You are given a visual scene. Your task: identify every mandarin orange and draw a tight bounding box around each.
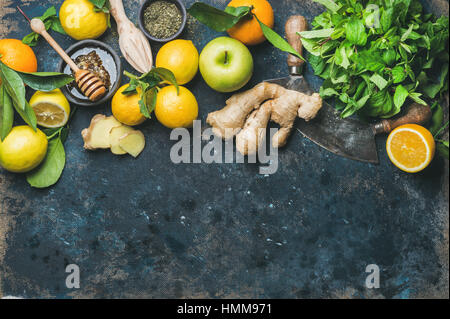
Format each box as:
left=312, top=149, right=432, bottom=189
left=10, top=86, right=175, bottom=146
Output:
left=226, top=0, right=274, bottom=46
left=0, top=39, right=38, bottom=73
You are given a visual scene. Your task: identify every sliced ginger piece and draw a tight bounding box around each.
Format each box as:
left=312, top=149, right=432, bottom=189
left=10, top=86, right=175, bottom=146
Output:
left=109, top=125, right=134, bottom=155
left=82, top=115, right=123, bottom=150
left=118, top=130, right=146, bottom=158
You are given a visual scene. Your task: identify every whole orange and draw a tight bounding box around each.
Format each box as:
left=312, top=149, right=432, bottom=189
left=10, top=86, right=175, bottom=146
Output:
left=226, top=0, right=274, bottom=46
left=0, top=39, right=38, bottom=73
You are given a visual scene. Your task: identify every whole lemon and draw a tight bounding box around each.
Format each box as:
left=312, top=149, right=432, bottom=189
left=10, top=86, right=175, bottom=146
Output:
left=156, top=40, right=199, bottom=85
left=0, top=126, right=48, bottom=173
left=59, top=0, right=108, bottom=40
left=155, top=86, right=198, bottom=129
left=112, top=84, right=146, bottom=126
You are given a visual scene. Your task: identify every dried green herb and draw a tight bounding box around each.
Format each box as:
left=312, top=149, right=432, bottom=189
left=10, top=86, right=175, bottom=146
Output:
left=143, top=1, right=182, bottom=39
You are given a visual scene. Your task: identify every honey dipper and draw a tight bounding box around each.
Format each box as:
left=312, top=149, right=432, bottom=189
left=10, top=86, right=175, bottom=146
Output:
left=17, top=7, right=107, bottom=102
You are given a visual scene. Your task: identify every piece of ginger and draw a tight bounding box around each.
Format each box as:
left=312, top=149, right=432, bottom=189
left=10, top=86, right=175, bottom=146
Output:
left=109, top=125, right=134, bottom=155
left=207, top=82, right=322, bottom=155
left=118, top=131, right=146, bottom=158
left=82, top=115, right=122, bottom=150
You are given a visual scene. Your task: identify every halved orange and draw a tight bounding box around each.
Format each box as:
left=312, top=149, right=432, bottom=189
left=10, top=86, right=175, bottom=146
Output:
left=386, top=124, right=435, bottom=173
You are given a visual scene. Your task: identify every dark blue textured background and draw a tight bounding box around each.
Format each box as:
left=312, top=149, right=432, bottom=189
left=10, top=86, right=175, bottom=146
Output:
left=0, top=0, right=448, bottom=298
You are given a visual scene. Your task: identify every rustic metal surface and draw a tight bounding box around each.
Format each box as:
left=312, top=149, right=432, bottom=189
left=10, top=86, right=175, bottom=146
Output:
left=0, top=0, right=448, bottom=298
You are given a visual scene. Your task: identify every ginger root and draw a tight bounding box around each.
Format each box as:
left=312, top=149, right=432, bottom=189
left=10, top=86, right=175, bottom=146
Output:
left=82, top=115, right=122, bottom=150
left=207, top=82, right=322, bottom=155
left=110, top=125, right=134, bottom=155
left=82, top=114, right=146, bottom=158
left=118, top=131, right=146, bottom=158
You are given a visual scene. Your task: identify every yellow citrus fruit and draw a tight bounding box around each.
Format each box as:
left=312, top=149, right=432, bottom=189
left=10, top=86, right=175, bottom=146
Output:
left=0, top=126, right=48, bottom=173
left=0, top=39, right=38, bottom=73
left=155, top=86, right=198, bottom=129
left=386, top=124, right=436, bottom=173
left=59, top=0, right=108, bottom=40
left=112, top=84, right=146, bottom=126
left=29, top=89, right=71, bottom=128
left=156, top=40, right=199, bottom=85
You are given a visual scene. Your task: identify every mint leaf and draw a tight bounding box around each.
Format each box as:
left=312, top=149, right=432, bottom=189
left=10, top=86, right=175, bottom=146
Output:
left=298, top=28, right=335, bottom=39
left=313, top=0, right=341, bottom=13
left=393, top=85, right=409, bottom=109
left=346, top=17, right=367, bottom=46
left=391, top=66, right=407, bottom=84
left=369, top=73, right=388, bottom=90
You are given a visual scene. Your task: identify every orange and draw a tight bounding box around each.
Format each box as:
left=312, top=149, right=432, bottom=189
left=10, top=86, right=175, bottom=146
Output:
left=226, top=0, right=274, bottom=46
left=111, top=84, right=146, bottom=126
left=0, top=39, right=38, bottom=73
left=386, top=124, right=436, bottom=173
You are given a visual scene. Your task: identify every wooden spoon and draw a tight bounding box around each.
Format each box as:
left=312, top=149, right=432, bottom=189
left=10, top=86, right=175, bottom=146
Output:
left=109, top=0, right=153, bottom=73
left=17, top=7, right=107, bottom=102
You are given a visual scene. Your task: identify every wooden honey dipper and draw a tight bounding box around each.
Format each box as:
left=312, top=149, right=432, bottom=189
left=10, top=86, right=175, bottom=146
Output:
left=17, top=7, right=107, bottom=102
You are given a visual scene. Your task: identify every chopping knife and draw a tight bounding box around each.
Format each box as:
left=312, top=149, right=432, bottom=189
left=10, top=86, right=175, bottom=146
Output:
left=266, top=16, right=432, bottom=164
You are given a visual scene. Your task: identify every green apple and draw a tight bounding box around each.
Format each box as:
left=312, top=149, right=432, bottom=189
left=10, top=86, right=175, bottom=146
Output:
left=199, top=37, right=254, bottom=93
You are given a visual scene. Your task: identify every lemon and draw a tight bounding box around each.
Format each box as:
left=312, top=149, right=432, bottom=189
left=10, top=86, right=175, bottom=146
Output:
left=59, top=0, right=108, bottom=40
left=29, top=89, right=71, bottom=128
left=0, top=126, right=48, bottom=173
left=156, top=40, right=199, bottom=85
left=155, top=86, right=198, bottom=129
left=112, top=84, right=147, bottom=126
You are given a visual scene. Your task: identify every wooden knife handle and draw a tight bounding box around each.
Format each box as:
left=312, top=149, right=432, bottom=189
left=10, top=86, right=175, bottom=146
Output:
left=374, top=103, right=432, bottom=134
left=285, top=16, right=307, bottom=68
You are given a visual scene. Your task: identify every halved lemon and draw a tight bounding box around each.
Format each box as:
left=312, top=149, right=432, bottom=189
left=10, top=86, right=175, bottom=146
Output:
left=386, top=124, right=435, bottom=173
left=29, top=89, right=71, bottom=128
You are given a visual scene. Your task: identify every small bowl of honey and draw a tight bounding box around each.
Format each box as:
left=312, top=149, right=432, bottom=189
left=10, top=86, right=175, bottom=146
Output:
left=58, top=40, right=122, bottom=107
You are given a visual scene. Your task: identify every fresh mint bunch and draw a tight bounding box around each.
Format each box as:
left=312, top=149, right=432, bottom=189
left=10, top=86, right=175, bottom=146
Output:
left=299, top=0, right=449, bottom=119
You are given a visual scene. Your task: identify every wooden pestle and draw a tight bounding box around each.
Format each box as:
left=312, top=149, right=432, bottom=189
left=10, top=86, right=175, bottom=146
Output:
left=29, top=18, right=107, bottom=102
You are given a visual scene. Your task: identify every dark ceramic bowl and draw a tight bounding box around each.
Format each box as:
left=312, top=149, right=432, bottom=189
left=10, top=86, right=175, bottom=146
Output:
left=57, top=40, right=122, bottom=107
left=138, top=0, right=187, bottom=43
